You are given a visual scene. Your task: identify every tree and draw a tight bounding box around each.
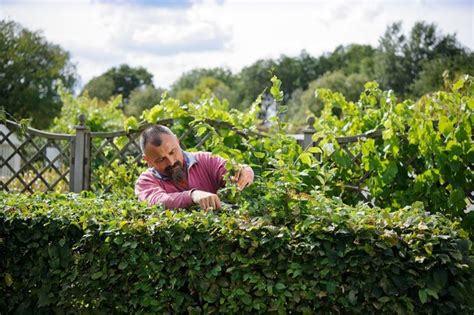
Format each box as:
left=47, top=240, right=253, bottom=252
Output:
left=170, top=67, right=235, bottom=96
left=234, top=59, right=277, bottom=111
left=170, top=68, right=237, bottom=106
left=0, top=20, right=77, bottom=128
left=287, top=70, right=369, bottom=127
left=81, top=75, right=114, bottom=102
left=409, top=54, right=474, bottom=96
left=273, top=54, right=306, bottom=103
left=82, top=64, right=154, bottom=102
left=374, top=22, right=411, bottom=96
left=272, top=47, right=375, bottom=104
left=175, top=76, right=236, bottom=105
left=126, top=86, right=165, bottom=118
left=375, top=21, right=472, bottom=98
left=273, top=51, right=321, bottom=103
left=329, top=44, right=376, bottom=76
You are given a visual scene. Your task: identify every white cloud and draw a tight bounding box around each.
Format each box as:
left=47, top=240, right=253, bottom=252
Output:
left=1, top=0, right=472, bottom=89
left=102, top=4, right=232, bottom=54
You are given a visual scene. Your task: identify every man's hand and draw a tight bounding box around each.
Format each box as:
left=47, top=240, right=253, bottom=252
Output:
left=191, top=190, right=222, bottom=210
left=230, top=165, right=254, bottom=190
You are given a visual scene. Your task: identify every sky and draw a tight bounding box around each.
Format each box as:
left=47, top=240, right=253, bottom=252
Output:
left=1, top=0, right=473, bottom=89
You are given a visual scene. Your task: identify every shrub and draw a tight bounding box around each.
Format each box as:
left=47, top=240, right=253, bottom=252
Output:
left=308, top=76, right=473, bottom=234
left=1, top=192, right=473, bottom=313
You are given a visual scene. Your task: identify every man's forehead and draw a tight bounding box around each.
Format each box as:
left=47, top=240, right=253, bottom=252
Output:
left=144, top=134, right=178, bottom=154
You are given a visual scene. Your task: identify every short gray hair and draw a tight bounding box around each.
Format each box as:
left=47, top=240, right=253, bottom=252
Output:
left=139, top=125, right=174, bottom=153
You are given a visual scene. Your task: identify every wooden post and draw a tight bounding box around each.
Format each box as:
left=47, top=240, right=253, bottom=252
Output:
left=303, top=116, right=315, bottom=150
left=70, top=114, right=90, bottom=192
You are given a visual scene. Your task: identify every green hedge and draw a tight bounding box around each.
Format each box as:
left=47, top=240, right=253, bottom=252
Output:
left=1, top=192, right=473, bottom=314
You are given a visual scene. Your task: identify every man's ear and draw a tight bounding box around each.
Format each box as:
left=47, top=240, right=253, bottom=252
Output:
left=143, top=155, right=152, bottom=167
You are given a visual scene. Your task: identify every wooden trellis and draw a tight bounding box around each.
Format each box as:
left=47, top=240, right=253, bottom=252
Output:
left=1, top=121, right=73, bottom=193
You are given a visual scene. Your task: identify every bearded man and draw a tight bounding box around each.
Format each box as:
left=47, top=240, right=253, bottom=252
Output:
left=135, top=125, right=254, bottom=210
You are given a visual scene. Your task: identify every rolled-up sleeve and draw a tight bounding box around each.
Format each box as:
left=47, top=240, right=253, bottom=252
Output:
left=200, top=153, right=228, bottom=189
left=135, top=174, right=194, bottom=209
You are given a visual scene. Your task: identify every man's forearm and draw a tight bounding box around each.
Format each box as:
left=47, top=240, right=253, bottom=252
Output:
left=141, top=189, right=195, bottom=209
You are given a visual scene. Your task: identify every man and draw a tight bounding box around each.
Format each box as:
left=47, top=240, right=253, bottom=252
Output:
left=135, top=125, right=254, bottom=210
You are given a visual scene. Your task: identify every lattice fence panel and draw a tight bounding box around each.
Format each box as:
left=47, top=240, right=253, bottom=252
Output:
left=1, top=122, right=72, bottom=193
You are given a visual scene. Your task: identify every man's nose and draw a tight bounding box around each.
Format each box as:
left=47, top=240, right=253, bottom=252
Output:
left=164, top=156, right=176, bottom=167
left=168, top=156, right=177, bottom=166
left=160, top=156, right=171, bottom=167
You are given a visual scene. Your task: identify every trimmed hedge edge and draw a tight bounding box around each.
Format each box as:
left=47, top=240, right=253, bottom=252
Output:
left=1, top=192, right=473, bottom=314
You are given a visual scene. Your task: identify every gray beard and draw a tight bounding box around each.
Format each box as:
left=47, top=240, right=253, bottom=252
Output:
left=170, top=166, right=186, bottom=183
left=163, top=160, right=186, bottom=182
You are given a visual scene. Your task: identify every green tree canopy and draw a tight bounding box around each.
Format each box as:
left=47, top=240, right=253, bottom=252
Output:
left=125, top=86, right=165, bottom=118
left=175, top=76, right=236, bottom=105
left=234, top=59, right=277, bottom=110
left=375, top=21, right=473, bottom=98
left=325, top=44, right=376, bottom=75
left=170, top=67, right=235, bottom=96
left=82, top=64, right=154, bottom=102
left=409, top=54, right=474, bottom=96
left=230, top=47, right=375, bottom=112
left=272, top=47, right=375, bottom=104
left=287, top=70, right=369, bottom=127
left=273, top=52, right=318, bottom=103
left=80, top=75, right=114, bottom=102
left=0, top=20, right=77, bottom=128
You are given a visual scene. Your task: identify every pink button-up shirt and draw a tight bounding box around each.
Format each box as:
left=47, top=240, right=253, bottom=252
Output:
left=135, top=151, right=227, bottom=209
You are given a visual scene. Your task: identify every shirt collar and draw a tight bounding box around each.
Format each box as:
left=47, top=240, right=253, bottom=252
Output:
left=151, top=150, right=197, bottom=180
